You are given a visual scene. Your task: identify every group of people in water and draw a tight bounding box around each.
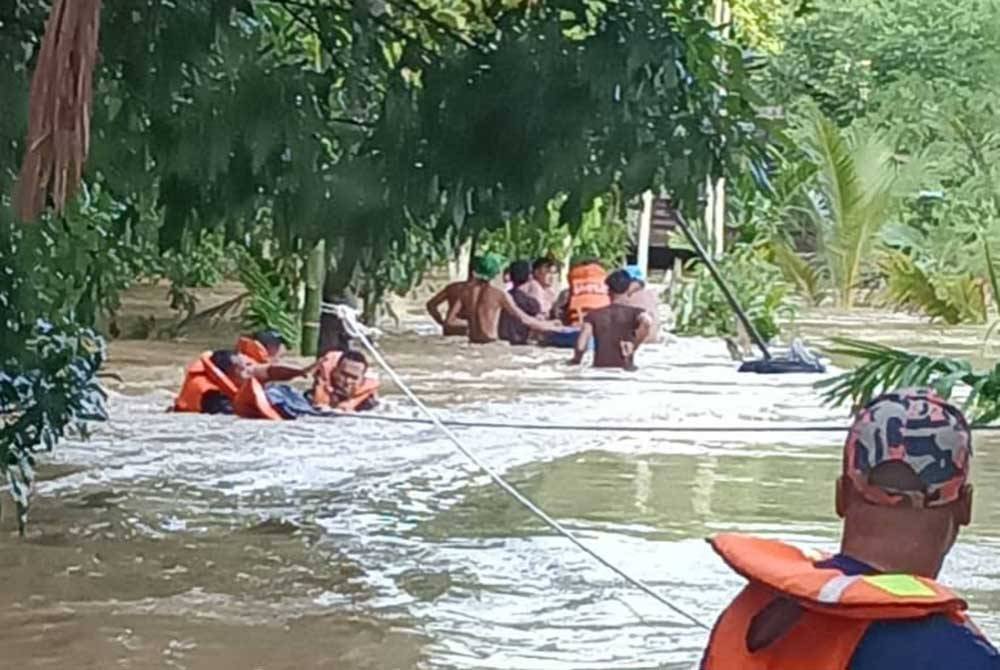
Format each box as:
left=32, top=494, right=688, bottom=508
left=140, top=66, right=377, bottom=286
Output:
left=172, top=330, right=379, bottom=420
left=173, top=255, right=659, bottom=419
left=426, top=254, right=660, bottom=370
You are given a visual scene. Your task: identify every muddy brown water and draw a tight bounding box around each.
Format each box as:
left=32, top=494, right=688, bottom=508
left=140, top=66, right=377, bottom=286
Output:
left=3, top=303, right=1000, bottom=669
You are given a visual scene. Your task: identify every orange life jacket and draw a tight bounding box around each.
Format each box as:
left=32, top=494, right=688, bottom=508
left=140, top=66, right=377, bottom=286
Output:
left=701, top=534, right=975, bottom=670
left=173, top=352, right=239, bottom=413
left=232, top=378, right=284, bottom=421
left=311, top=351, right=380, bottom=412
left=564, top=263, right=610, bottom=325
left=236, top=336, right=271, bottom=364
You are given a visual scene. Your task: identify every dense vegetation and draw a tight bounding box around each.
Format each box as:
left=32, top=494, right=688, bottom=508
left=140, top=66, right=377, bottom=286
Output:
left=5, top=0, right=1000, bottom=527
left=1, top=0, right=766, bottom=528
left=675, top=0, right=1000, bottom=340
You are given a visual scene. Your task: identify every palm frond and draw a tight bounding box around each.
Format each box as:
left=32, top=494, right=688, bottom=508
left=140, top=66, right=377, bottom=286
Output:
left=879, top=251, right=987, bottom=324
left=769, top=241, right=825, bottom=305
left=237, top=254, right=300, bottom=348
left=986, top=239, right=1000, bottom=316
left=815, top=337, right=1000, bottom=423
left=795, top=107, right=913, bottom=308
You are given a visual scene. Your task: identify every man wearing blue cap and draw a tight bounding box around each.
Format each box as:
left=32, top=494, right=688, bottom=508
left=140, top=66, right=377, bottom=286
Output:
left=622, top=265, right=659, bottom=344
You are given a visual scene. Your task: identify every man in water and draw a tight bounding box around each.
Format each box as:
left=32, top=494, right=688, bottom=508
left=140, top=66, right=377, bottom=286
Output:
left=312, top=349, right=378, bottom=412
left=622, top=265, right=659, bottom=344
left=459, top=253, right=567, bottom=344
left=499, top=260, right=543, bottom=346
left=242, top=330, right=317, bottom=382
left=521, top=256, right=560, bottom=317
left=701, top=389, right=999, bottom=669
left=569, top=269, right=652, bottom=369
left=201, top=350, right=250, bottom=415
left=425, top=264, right=476, bottom=336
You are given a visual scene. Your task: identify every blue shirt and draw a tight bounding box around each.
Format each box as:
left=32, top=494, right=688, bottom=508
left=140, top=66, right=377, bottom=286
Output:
left=815, top=554, right=1000, bottom=670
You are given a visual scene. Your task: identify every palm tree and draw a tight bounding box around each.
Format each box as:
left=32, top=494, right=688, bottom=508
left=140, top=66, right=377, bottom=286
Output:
left=796, top=108, right=920, bottom=308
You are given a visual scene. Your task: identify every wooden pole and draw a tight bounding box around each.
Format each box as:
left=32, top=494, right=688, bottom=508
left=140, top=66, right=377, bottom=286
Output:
left=301, top=239, right=325, bottom=356
left=637, top=190, right=653, bottom=278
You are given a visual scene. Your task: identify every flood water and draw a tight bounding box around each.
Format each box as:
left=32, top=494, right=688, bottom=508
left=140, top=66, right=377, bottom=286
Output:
left=2, top=306, right=999, bottom=669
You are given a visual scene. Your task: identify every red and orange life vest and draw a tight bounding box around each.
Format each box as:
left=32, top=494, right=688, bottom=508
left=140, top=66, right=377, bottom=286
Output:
left=236, top=336, right=270, bottom=364
left=701, top=534, right=975, bottom=669
left=173, top=352, right=239, bottom=413
left=564, top=263, right=610, bottom=325
left=311, top=351, right=380, bottom=412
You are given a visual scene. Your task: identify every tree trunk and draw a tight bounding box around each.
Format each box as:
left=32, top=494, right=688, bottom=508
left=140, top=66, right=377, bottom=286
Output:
left=301, top=240, right=325, bottom=356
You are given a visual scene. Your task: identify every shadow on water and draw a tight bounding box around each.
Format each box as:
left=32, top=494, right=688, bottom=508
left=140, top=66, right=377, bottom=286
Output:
left=3, top=307, right=1000, bottom=669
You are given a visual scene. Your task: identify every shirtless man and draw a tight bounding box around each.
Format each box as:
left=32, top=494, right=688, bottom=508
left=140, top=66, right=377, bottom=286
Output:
left=451, top=254, right=567, bottom=344
left=569, top=269, right=653, bottom=370
left=425, top=265, right=475, bottom=336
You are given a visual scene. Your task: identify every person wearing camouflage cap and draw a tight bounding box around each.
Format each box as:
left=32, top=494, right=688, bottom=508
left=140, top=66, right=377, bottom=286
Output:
left=701, top=389, right=999, bottom=669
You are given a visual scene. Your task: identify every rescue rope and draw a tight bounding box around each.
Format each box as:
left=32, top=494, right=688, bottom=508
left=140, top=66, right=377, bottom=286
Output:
left=318, top=412, right=1000, bottom=433
left=333, top=304, right=710, bottom=630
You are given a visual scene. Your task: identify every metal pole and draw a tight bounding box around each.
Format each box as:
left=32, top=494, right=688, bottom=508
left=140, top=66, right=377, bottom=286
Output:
left=674, top=210, right=772, bottom=360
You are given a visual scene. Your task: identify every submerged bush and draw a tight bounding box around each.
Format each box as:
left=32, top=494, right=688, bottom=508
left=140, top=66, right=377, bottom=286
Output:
left=670, top=244, right=797, bottom=343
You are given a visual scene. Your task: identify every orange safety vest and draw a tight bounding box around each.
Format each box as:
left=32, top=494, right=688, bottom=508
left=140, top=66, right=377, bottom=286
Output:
left=701, top=534, right=975, bottom=670
left=311, top=351, right=380, bottom=412
left=564, top=263, right=610, bottom=325
left=232, top=378, right=284, bottom=421
left=173, top=352, right=240, bottom=413
left=236, top=336, right=271, bottom=364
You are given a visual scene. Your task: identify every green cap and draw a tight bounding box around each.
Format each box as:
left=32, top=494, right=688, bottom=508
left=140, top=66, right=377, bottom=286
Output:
left=473, top=253, right=504, bottom=280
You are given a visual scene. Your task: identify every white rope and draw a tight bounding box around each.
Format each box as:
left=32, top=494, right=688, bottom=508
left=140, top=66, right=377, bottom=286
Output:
left=332, top=304, right=710, bottom=630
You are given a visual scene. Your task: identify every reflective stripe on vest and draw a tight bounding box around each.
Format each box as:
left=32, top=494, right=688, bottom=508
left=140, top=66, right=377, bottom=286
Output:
left=701, top=534, right=974, bottom=670
left=311, top=351, right=380, bottom=411
left=173, top=352, right=239, bottom=413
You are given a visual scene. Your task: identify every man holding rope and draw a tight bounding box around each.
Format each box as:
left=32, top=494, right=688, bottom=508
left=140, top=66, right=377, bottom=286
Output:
left=701, top=389, right=999, bottom=669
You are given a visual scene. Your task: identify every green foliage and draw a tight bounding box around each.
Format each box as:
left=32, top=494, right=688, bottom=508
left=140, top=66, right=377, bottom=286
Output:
left=0, top=322, right=106, bottom=535
left=879, top=252, right=987, bottom=325
left=818, top=338, right=1000, bottom=424
left=161, top=229, right=235, bottom=318
left=237, top=252, right=301, bottom=350
left=795, top=106, right=921, bottom=308
left=0, top=207, right=107, bottom=534
left=766, top=0, right=993, bottom=128
left=670, top=243, right=797, bottom=342
left=478, top=192, right=629, bottom=268
left=767, top=241, right=825, bottom=306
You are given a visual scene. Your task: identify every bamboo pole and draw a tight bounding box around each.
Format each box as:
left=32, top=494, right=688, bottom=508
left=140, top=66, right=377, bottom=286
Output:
left=637, top=190, right=653, bottom=277
left=301, top=240, right=325, bottom=356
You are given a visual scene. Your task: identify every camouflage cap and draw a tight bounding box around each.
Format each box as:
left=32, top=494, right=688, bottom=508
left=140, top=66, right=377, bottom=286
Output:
left=844, top=388, right=972, bottom=507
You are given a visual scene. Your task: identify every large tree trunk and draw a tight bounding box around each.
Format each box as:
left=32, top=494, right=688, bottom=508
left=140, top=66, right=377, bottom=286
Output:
left=16, top=0, right=103, bottom=221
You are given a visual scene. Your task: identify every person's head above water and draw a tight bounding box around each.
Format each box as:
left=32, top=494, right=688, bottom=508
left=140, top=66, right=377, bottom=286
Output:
left=472, top=253, right=505, bottom=281
left=837, top=388, right=973, bottom=578
left=210, top=350, right=249, bottom=385
left=624, top=265, right=646, bottom=293
left=509, top=260, right=532, bottom=287
left=532, top=256, right=559, bottom=287
left=253, top=329, right=288, bottom=359
left=605, top=269, right=633, bottom=297
left=332, top=349, right=369, bottom=398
